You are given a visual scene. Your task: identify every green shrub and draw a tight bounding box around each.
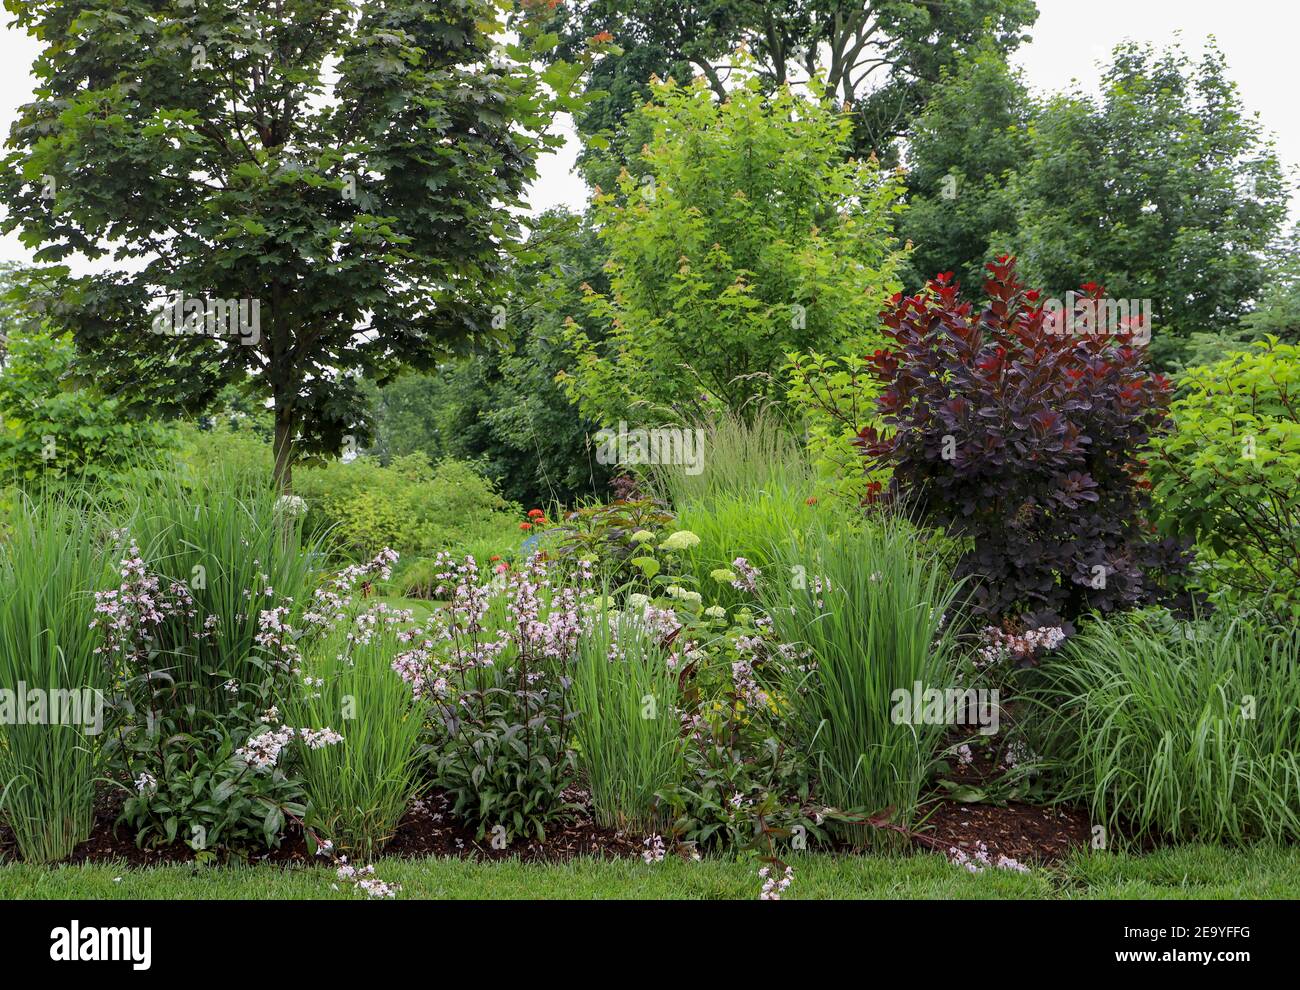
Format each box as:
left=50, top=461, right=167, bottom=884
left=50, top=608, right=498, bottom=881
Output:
left=178, top=421, right=275, bottom=488
left=296, top=453, right=520, bottom=562
left=759, top=516, right=963, bottom=847
left=0, top=328, right=173, bottom=486
left=1025, top=609, right=1300, bottom=846
left=1150, top=339, right=1300, bottom=618
left=559, top=67, right=905, bottom=423
left=571, top=609, right=685, bottom=832
left=0, top=492, right=112, bottom=862
left=113, top=703, right=308, bottom=858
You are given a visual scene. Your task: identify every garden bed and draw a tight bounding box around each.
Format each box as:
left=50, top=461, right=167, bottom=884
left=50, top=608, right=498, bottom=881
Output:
left=0, top=784, right=1092, bottom=869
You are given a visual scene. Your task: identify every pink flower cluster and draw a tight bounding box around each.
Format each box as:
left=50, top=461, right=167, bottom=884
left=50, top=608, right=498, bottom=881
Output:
left=302, top=548, right=400, bottom=629
left=758, top=864, right=793, bottom=900
left=976, top=624, right=1067, bottom=669
left=391, top=552, right=600, bottom=702
left=730, top=557, right=761, bottom=594
left=730, top=657, right=769, bottom=710
left=946, top=843, right=1030, bottom=874
left=91, top=540, right=196, bottom=663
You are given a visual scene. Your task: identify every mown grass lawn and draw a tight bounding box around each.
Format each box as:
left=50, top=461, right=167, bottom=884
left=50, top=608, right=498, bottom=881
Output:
left=2, top=845, right=1296, bottom=900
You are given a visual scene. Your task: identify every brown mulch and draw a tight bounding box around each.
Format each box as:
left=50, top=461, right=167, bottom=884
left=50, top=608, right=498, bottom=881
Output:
left=0, top=787, right=646, bottom=868
left=915, top=797, right=1091, bottom=864
left=381, top=789, right=644, bottom=862
left=1, top=746, right=1095, bottom=867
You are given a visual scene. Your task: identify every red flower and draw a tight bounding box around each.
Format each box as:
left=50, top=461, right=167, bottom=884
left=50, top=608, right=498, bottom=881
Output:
left=805, top=497, right=817, bottom=505
left=519, top=522, right=532, bottom=531
left=527, top=508, right=545, bottom=518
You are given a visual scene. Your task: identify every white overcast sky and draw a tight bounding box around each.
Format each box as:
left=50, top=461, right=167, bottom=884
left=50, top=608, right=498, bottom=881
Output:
left=2, top=0, right=1297, bottom=270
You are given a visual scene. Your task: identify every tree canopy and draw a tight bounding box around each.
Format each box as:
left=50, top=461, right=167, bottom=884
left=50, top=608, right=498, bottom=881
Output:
left=0, top=0, right=598, bottom=488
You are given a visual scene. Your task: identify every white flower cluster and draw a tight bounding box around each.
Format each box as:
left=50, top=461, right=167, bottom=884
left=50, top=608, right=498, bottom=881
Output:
left=235, top=725, right=343, bottom=772
left=758, top=865, right=793, bottom=900
left=642, top=835, right=666, bottom=863
left=946, top=843, right=1030, bottom=874
left=336, top=858, right=400, bottom=898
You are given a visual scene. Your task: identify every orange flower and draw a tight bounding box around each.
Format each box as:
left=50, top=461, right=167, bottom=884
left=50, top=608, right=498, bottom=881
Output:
left=590, top=30, right=614, bottom=44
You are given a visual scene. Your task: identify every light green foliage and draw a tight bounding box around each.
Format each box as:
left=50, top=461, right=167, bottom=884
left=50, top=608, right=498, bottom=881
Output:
left=0, top=329, right=172, bottom=484
left=527, top=0, right=1040, bottom=169
left=177, top=420, right=275, bottom=488
left=295, top=454, right=520, bottom=563
left=1149, top=339, right=1300, bottom=617
left=646, top=406, right=812, bottom=507
left=559, top=69, right=906, bottom=424
left=1027, top=609, right=1300, bottom=846
left=783, top=350, right=889, bottom=503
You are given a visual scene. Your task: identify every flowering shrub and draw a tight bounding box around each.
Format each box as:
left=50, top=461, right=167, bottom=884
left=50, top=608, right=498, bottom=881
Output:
left=860, top=258, right=1192, bottom=625
left=546, top=497, right=677, bottom=586
left=391, top=553, right=596, bottom=841
left=100, top=532, right=399, bottom=857
left=115, top=705, right=311, bottom=856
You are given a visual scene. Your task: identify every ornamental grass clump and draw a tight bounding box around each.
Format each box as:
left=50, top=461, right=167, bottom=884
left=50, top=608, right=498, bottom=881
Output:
left=1025, top=609, right=1300, bottom=846
left=572, top=607, right=686, bottom=833
left=760, top=515, right=963, bottom=848
left=114, top=471, right=328, bottom=725
left=0, top=493, right=111, bottom=863
left=288, top=615, right=426, bottom=859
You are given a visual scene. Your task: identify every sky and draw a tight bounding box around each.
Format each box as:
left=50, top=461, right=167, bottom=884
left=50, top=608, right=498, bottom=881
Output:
left=1, top=0, right=1297, bottom=270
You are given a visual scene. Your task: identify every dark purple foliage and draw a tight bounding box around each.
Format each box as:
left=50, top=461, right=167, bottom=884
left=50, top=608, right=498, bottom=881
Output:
left=859, top=257, right=1193, bottom=624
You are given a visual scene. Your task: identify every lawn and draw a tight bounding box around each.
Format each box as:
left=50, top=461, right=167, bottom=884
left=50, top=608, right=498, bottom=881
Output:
left=2, top=846, right=1296, bottom=900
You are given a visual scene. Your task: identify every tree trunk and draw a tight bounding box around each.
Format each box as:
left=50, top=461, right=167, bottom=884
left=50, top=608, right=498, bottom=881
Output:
left=273, top=403, right=294, bottom=495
